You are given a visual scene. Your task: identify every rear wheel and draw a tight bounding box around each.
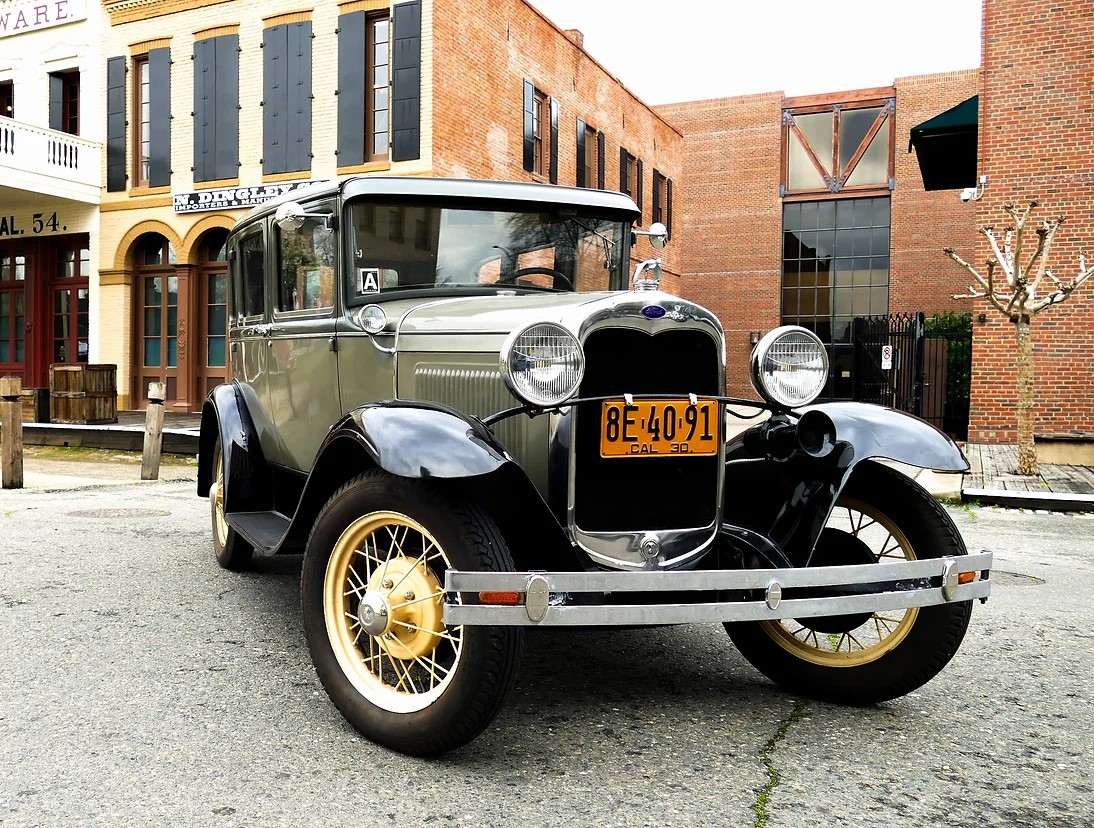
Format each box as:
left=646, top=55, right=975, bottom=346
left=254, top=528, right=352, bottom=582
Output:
left=210, top=438, right=253, bottom=570
left=301, top=470, right=522, bottom=756
left=726, top=461, right=973, bottom=704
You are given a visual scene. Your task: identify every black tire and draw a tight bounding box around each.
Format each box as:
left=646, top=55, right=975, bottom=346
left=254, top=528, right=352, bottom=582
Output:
left=726, top=461, right=973, bottom=704
left=210, top=438, right=254, bottom=570
left=301, top=470, right=522, bottom=756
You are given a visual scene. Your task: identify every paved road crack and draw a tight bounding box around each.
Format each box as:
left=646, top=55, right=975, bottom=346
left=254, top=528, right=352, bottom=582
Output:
left=752, top=697, right=809, bottom=828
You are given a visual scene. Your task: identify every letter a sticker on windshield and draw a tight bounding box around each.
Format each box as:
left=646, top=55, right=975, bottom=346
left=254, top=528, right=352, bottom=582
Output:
left=357, top=268, right=381, bottom=295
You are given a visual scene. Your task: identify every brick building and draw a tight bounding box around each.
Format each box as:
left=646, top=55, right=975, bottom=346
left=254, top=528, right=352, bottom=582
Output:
left=966, top=0, right=1094, bottom=443
left=661, top=71, right=980, bottom=398
left=1, top=0, right=1089, bottom=441
left=86, top=0, right=681, bottom=410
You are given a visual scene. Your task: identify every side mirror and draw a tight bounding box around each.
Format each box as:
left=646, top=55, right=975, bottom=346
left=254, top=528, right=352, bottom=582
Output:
left=274, top=201, right=307, bottom=231
left=634, top=222, right=668, bottom=250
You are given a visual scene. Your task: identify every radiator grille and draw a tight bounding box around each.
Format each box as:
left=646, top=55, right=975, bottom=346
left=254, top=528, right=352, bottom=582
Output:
left=574, top=328, right=721, bottom=532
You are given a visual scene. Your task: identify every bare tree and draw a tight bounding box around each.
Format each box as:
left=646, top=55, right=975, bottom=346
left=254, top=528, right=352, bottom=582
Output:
left=944, top=201, right=1093, bottom=475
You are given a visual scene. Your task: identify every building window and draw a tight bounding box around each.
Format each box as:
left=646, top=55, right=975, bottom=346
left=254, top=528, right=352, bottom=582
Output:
left=367, top=14, right=390, bottom=161
left=781, top=197, right=891, bottom=344
left=133, top=55, right=150, bottom=186
left=783, top=100, right=894, bottom=195
left=0, top=81, right=12, bottom=118
left=619, top=148, right=641, bottom=210
left=653, top=170, right=673, bottom=238
left=193, top=34, right=239, bottom=183
left=523, top=80, right=549, bottom=176
left=582, top=123, right=603, bottom=189
left=52, top=245, right=90, bottom=364
left=49, top=70, right=79, bottom=134
left=0, top=251, right=28, bottom=366
left=263, top=20, right=315, bottom=175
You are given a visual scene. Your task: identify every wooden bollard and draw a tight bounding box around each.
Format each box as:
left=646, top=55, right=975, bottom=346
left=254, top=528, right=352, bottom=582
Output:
left=1, top=376, right=23, bottom=489
left=141, top=382, right=166, bottom=481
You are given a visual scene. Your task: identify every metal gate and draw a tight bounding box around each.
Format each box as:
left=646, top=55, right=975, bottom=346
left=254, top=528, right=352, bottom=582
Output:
left=851, top=312, right=972, bottom=440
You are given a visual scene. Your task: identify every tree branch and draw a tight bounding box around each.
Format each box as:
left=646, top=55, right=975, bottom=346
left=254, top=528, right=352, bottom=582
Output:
left=982, top=227, right=1014, bottom=284
left=943, top=247, right=989, bottom=291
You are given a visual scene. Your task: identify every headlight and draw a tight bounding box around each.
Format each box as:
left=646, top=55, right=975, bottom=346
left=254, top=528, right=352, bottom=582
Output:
left=750, top=326, right=829, bottom=408
left=500, top=323, right=584, bottom=407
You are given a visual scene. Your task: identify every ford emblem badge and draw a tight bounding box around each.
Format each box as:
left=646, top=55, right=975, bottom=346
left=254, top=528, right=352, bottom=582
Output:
left=642, top=305, right=666, bottom=319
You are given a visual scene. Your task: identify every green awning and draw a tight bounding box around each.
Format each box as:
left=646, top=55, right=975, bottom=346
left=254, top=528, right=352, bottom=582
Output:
left=908, top=95, right=978, bottom=191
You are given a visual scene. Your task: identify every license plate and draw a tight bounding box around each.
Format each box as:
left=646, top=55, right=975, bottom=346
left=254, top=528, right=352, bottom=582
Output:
left=599, top=398, right=719, bottom=458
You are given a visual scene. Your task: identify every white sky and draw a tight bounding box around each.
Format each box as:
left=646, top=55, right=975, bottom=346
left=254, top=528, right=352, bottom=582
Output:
left=526, top=0, right=983, bottom=105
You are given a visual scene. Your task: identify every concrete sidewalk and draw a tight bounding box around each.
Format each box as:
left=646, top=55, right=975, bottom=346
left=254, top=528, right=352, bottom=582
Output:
left=3, top=446, right=197, bottom=492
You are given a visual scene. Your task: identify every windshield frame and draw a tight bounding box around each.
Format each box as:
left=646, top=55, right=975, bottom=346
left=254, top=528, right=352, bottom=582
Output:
left=342, top=195, right=634, bottom=307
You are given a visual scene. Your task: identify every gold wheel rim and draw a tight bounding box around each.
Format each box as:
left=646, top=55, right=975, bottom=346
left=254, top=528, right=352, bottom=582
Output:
left=760, top=497, right=919, bottom=668
left=212, top=447, right=229, bottom=549
left=323, top=511, right=460, bottom=714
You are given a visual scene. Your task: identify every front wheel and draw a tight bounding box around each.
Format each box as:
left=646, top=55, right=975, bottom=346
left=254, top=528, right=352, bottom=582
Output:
left=726, top=461, right=973, bottom=704
left=301, top=471, right=522, bottom=756
left=210, top=438, right=253, bottom=570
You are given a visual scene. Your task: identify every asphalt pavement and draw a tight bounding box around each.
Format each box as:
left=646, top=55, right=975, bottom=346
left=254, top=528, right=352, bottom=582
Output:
left=1, top=474, right=1092, bottom=827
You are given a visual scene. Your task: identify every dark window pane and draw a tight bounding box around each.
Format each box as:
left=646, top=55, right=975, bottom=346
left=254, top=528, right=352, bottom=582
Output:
left=207, top=337, right=226, bottom=367
left=783, top=232, right=802, bottom=260
left=783, top=203, right=801, bottom=233
left=835, top=232, right=853, bottom=257
left=799, top=202, right=819, bottom=231
left=836, top=199, right=855, bottom=229
left=816, top=200, right=835, bottom=229
left=782, top=288, right=798, bottom=315
left=871, top=227, right=889, bottom=256
left=144, top=338, right=161, bottom=366
left=832, top=318, right=852, bottom=343
left=839, top=107, right=880, bottom=173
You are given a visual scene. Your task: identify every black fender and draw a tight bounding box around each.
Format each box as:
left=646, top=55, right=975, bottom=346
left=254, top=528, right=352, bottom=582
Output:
left=277, top=401, right=575, bottom=569
left=722, top=402, right=967, bottom=566
left=196, top=383, right=272, bottom=513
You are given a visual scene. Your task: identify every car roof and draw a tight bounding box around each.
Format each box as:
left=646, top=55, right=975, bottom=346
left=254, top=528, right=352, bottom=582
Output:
left=235, top=176, right=641, bottom=229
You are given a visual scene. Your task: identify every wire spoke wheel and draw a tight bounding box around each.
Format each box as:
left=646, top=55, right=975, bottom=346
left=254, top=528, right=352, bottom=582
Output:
left=302, top=471, right=522, bottom=755
left=760, top=497, right=919, bottom=667
left=324, top=511, right=461, bottom=714
left=725, top=461, right=974, bottom=704
left=209, top=438, right=252, bottom=570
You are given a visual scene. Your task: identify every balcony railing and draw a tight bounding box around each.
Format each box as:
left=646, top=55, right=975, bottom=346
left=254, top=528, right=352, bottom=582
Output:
left=0, top=118, right=102, bottom=204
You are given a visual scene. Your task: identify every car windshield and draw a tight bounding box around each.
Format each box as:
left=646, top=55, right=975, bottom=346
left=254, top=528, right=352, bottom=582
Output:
left=346, top=199, right=628, bottom=302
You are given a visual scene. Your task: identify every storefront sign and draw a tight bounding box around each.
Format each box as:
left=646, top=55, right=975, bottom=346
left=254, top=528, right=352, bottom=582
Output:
left=173, top=180, right=328, bottom=214
left=0, top=0, right=86, bottom=38
left=0, top=210, right=75, bottom=237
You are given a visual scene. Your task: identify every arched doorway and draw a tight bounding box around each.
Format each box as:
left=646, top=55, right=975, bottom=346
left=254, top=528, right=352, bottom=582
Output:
left=195, top=228, right=230, bottom=399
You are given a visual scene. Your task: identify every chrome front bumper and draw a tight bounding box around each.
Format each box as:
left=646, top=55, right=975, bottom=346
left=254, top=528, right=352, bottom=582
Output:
left=444, top=552, right=993, bottom=626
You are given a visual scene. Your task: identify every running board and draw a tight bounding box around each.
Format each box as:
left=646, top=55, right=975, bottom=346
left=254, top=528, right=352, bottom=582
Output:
left=227, top=511, right=291, bottom=554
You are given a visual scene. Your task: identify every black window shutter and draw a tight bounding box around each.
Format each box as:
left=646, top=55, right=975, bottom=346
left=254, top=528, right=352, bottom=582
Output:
left=521, top=79, right=534, bottom=172
left=106, top=56, right=126, bottom=192
left=214, top=34, right=239, bottom=181
left=337, top=11, right=367, bottom=167
left=575, top=118, right=586, bottom=187
left=549, top=97, right=558, bottom=184
left=48, top=74, right=64, bottom=131
left=288, top=21, right=313, bottom=173
left=597, top=131, right=605, bottom=189
left=652, top=169, right=661, bottom=222
left=193, top=39, right=210, bottom=182
left=148, top=48, right=171, bottom=187
left=263, top=24, right=288, bottom=175
left=666, top=178, right=673, bottom=239
left=391, top=0, right=421, bottom=162
left=619, top=146, right=628, bottom=194
left=636, top=159, right=643, bottom=212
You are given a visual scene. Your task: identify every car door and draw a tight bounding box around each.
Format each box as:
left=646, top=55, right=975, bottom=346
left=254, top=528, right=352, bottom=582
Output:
left=264, top=201, right=341, bottom=471
left=229, top=225, right=279, bottom=462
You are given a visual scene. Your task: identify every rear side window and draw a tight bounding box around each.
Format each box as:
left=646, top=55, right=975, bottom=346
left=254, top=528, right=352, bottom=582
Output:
left=238, top=231, right=266, bottom=319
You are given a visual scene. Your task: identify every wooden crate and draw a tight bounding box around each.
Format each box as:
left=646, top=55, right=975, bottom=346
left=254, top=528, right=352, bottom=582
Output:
left=49, top=364, right=118, bottom=424
left=20, top=387, right=50, bottom=423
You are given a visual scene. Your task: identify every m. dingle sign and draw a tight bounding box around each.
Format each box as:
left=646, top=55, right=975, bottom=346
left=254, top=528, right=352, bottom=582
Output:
left=173, top=180, right=327, bottom=214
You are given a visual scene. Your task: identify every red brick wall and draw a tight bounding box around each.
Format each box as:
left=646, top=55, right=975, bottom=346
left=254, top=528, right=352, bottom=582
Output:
left=430, top=0, right=685, bottom=289
left=892, top=70, right=980, bottom=316
left=970, top=0, right=1094, bottom=441
left=656, top=94, right=784, bottom=397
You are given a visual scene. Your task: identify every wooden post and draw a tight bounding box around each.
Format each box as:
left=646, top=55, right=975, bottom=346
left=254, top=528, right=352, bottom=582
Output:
left=141, top=382, right=166, bottom=481
left=1, top=376, right=24, bottom=489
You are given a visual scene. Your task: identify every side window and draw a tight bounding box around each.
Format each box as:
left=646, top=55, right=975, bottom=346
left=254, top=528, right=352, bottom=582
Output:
left=239, top=231, right=266, bottom=319
left=276, top=208, right=336, bottom=313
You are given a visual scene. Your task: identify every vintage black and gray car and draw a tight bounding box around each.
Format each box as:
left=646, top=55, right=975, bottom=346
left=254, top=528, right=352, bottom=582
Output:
left=198, top=176, right=992, bottom=756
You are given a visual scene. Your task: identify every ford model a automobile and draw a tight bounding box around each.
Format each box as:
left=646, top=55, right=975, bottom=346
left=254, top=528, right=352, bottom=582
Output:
left=197, top=177, right=991, bottom=756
